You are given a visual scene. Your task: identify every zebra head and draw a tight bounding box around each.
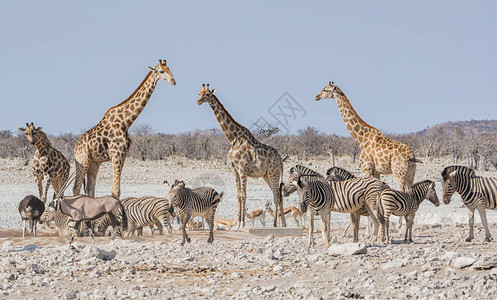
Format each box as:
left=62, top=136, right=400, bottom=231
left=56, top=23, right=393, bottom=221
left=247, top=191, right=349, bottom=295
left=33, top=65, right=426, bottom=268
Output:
left=425, top=181, right=440, bottom=207
left=315, top=81, right=345, bottom=101
left=292, top=175, right=309, bottom=213
left=164, top=180, right=185, bottom=213
left=281, top=166, right=299, bottom=197
left=441, top=171, right=458, bottom=205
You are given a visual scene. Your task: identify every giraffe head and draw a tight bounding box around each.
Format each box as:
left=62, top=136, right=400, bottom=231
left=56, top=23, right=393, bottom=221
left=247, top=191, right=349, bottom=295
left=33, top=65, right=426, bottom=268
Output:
left=148, top=59, right=176, bottom=85
left=315, top=81, right=344, bottom=101
left=197, top=84, right=216, bottom=105
left=18, top=122, right=42, bottom=148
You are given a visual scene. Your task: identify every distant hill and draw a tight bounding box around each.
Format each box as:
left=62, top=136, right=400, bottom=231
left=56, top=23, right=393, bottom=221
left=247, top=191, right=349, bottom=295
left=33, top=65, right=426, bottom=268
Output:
left=417, top=120, right=497, bottom=136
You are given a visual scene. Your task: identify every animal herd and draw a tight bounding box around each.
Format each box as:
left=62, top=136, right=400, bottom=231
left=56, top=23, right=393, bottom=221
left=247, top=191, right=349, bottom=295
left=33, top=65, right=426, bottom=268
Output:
left=15, top=59, right=497, bottom=249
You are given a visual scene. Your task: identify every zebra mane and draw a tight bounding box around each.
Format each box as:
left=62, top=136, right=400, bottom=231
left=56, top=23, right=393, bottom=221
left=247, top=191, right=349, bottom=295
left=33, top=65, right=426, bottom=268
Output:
left=441, top=165, right=475, bottom=180
left=325, top=167, right=355, bottom=178
left=410, top=179, right=435, bottom=191
left=291, top=165, right=323, bottom=178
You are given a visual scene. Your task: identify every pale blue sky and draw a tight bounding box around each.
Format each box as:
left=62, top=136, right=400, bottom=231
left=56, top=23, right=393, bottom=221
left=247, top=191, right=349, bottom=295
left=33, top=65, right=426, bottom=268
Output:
left=1, top=1, right=495, bottom=136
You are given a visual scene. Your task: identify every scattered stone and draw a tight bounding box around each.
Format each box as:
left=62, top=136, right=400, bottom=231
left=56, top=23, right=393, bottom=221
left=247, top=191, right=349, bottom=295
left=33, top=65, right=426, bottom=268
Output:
left=2, top=241, right=14, bottom=251
left=472, top=256, right=497, bottom=270
left=63, top=290, right=78, bottom=300
left=328, top=243, right=367, bottom=256
left=381, top=260, right=403, bottom=269
left=85, top=246, right=116, bottom=260
left=452, top=257, right=477, bottom=269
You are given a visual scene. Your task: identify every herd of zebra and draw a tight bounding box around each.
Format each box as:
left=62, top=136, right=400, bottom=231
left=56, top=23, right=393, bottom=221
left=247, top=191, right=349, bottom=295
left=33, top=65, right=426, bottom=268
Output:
left=18, top=163, right=497, bottom=248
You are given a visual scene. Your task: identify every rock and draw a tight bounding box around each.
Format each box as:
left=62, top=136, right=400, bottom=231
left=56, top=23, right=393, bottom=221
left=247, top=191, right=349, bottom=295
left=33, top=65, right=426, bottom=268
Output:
left=452, top=257, right=477, bottom=269
left=2, top=241, right=14, bottom=251
left=328, top=243, right=367, bottom=256
left=472, top=256, right=497, bottom=270
left=85, top=246, right=116, bottom=260
left=63, top=290, right=78, bottom=300
left=441, top=251, right=458, bottom=261
left=381, top=260, right=403, bottom=270
left=273, top=265, right=284, bottom=272
left=230, top=272, right=242, bottom=279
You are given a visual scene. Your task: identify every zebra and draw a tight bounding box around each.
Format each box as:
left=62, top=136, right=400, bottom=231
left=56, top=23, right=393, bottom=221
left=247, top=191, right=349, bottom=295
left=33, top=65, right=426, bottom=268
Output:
left=292, top=176, right=333, bottom=247
left=283, top=165, right=387, bottom=242
left=291, top=172, right=387, bottom=245
left=378, top=180, right=440, bottom=244
left=165, top=180, right=223, bottom=245
left=40, top=209, right=80, bottom=237
left=118, top=196, right=174, bottom=237
left=441, top=165, right=496, bottom=242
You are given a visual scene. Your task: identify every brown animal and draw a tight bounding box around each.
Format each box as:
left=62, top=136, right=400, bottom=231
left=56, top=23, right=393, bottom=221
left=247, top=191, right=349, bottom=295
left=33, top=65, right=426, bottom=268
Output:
left=214, top=218, right=239, bottom=231
left=19, top=123, right=70, bottom=203
left=50, top=195, right=128, bottom=248
left=197, top=84, right=286, bottom=229
left=73, top=60, right=176, bottom=199
left=265, top=202, right=304, bottom=227
left=246, top=208, right=266, bottom=227
left=315, top=82, right=420, bottom=192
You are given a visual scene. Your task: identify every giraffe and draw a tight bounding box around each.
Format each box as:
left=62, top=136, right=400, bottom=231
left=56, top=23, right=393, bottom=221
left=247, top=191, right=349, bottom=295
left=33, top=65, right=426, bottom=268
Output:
left=197, top=84, right=286, bottom=228
left=315, top=82, right=420, bottom=192
left=19, top=123, right=70, bottom=203
left=73, top=59, right=175, bottom=199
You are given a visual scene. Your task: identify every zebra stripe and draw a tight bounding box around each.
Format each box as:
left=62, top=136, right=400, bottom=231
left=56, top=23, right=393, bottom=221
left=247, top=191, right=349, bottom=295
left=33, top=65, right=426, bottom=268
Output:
left=326, top=167, right=356, bottom=182
left=120, top=196, right=173, bottom=237
left=378, top=180, right=439, bottom=244
left=282, top=165, right=324, bottom=197
left=167, top=180, right=222, bottom=245
left=40, top=209, right=81, bottom=237
left=442, top=165, right=497, bottom=242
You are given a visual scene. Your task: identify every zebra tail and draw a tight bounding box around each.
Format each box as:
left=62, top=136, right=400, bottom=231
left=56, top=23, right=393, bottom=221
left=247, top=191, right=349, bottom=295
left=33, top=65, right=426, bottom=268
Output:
left=377, top=193, right=385, bottom=226
left=408, top=157, right=423, bottom=163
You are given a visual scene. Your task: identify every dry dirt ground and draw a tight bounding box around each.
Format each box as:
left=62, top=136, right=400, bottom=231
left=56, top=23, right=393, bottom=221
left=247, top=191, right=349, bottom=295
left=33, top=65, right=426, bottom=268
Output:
left=1, top=156, right=497, bottom=299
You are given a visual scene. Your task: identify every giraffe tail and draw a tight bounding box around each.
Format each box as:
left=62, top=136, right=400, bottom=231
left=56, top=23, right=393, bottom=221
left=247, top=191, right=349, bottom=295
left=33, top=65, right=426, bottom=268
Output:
left=408, top=157, right=422, bottom=163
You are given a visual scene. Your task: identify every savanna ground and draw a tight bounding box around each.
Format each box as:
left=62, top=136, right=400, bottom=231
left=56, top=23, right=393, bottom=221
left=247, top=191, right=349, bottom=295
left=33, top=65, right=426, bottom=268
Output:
left=1, top=156, right=497, bottom=299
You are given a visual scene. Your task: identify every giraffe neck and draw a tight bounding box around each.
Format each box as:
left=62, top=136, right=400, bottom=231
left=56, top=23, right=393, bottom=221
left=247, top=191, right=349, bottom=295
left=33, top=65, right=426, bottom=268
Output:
left=104, top=71, right=159, bottom=130
left=207, top=95, right=254, bottom=145
left=34, top=132, right=52, bottom=154
left=334, top=94, right=379, bottom=145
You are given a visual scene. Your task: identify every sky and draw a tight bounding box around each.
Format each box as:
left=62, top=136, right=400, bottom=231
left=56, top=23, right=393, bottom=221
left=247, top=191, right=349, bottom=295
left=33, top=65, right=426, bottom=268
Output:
left=1, top=1, right=496, bottom=137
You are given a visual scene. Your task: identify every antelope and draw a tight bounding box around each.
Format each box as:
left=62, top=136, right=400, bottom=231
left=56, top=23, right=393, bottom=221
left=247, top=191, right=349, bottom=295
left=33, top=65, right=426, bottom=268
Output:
left=246, top=207, right=267, bottom=227
left=265, top=202, right=304, bottom=227
left=214, top=218, right=238, bottom=231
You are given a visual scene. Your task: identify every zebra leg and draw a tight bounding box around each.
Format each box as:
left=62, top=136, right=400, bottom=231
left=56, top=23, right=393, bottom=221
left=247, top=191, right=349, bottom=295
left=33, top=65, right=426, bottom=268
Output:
left=351, top=213, right=359, bottom=243
left=379, top=213, right=387, bottom=245
left=155, top=221, right=164, bottom=236
left=385, top=215, right=391, bottom=244
left=404, top=215, right=412, bottom=243
left=466, top=207, right=476, bottom=242
left=320, top=212, right=330, bottom=247
left=477, top=206, right=492, bottom=242
left=408, top=214, right=415, bottom=243
left=207, top=211, right=216, bottom=243
left=363, top=204, right=379, bottom=243
left=181, top=214, right=191, bottom=246
left=342, top=218, right=352, bottom=238
left=307, top=211, right=315, bottom=248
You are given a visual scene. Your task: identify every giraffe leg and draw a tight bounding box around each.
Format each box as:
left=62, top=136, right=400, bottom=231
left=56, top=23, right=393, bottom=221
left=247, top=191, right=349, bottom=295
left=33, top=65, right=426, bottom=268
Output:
left=86, top=161, right=100, bottom=198
left=73, top=160, right=89, bottom=196
left=111, top=155, right=125, bottom=199
left=43, top=174, right=52, bottom=204
left=239, top=174, right=247, bottom=229
left=35, top=173, right=44, bottom=203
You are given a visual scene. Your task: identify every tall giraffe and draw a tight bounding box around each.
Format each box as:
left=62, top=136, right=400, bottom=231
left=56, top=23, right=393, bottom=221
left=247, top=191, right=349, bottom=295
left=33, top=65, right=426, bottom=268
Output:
left=197, top=84, right=286, bottom=228
left=73, top=59, right=176, bottom=199
left=315, top=82, right=419, bottom=191
left=19, top=123, right=70, bottom=203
